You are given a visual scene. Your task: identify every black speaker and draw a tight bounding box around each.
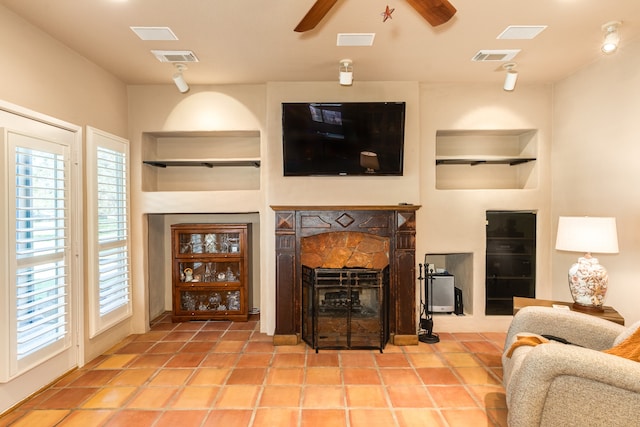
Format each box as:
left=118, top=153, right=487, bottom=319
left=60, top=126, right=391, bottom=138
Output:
left=454, top=287, right=464, bottom=315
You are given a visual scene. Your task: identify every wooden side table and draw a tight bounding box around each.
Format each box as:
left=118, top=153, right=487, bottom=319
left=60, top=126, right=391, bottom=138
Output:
left=513, top=297, right=625, bottom=326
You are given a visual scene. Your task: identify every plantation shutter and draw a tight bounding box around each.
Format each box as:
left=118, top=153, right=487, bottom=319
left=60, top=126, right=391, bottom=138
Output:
left=87, top=128, right=131, bottom=337
left=15, top=146, right=69, bottom=358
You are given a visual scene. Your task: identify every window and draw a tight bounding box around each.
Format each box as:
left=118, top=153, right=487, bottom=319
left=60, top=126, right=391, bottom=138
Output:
left=1, top=129, right=72, bottom=382
left=87, top=128, right=131, bottom=337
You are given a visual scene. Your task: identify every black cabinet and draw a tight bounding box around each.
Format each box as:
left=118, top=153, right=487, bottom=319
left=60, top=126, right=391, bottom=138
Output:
left=485, top=211, right=536, bottom=315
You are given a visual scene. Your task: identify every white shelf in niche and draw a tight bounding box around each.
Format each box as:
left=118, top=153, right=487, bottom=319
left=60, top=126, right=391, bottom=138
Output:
left=142, top=130, right=261, bottom=192
left=435, top=129, right=538, bottom=190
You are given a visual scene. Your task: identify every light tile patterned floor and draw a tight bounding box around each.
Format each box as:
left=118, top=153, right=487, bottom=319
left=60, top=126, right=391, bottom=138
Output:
left=0, top=314, right=508, bottom=427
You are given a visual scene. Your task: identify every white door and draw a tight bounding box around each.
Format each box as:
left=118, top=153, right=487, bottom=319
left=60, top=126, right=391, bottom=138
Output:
left=0, top=104, right=81, bottom=413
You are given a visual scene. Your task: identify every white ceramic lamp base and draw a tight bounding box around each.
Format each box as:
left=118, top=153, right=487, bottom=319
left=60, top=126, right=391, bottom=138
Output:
left=568, top=256, right=608, bottom=312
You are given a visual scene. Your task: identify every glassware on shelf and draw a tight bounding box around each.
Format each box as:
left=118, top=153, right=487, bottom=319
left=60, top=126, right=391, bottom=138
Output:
left=204, top=234, right=217, bottom=253
left=191, top=234, right=204, bottom=254
left=204, top=263, right=215, bottom=282
left=208, top=292, right=222, bottom=310
left=218, top=234, right=229, bottom=253
left=182, top=292, right=196, bottom=311
left=227, top=291, right=240, bottom=311
left=198, top=295, right=208, bottom=311
left=225, top=267, right=236, bottom=281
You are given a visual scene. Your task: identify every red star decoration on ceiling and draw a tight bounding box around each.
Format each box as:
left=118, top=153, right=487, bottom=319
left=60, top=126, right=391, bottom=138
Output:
left=381, top=5, right=395, bottom=22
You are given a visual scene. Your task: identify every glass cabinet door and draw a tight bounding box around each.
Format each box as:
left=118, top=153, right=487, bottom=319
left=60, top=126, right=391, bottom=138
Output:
left=177, top=261, right=241, bottom=284
left=178, top=289, right=243, bottom=313
left=177, top=231, right=242, bottom=255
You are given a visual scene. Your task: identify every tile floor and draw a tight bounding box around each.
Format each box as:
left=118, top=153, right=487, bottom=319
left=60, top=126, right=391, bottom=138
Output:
left=0, top=313, right=508, bottom=427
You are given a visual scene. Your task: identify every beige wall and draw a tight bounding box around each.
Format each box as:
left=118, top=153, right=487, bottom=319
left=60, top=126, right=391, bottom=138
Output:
left=127, top=82, right=420, bottom=336
left=552, top=37, right=640, bottom=325
left=0, top=7, right=130, bottom=363
left=265, top=82, right=422, bottom=206
left=419, top=83, right=553, bottom=331
left=262, top=82, right=421, bottom=334
left=128, top=80, right=555, bottom=334
left=0, top=7, right=127, bottom=137
left=127, top=84, right=268, bottom=333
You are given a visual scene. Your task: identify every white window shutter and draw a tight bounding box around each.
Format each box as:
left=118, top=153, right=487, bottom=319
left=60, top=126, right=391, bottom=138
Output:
left=86, top=127, right=131, bottom=337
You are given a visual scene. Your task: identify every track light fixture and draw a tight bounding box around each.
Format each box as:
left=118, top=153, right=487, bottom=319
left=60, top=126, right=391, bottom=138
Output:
left=339, top=59, right=353, bottom=86
left=172, top=63, right=189, bottom=93
left=503, top=62, right=518, bottom=91
left=601, top=21, right=621, bottom=54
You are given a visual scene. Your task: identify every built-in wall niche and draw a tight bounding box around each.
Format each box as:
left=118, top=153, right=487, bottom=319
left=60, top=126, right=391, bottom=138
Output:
left=146, top=212, right=261, bottom=322
left=424, top=253, right=473, bottom=315
left=435, top=129, right=538, bottom=190
left=142, top=130, right=261, bottom=192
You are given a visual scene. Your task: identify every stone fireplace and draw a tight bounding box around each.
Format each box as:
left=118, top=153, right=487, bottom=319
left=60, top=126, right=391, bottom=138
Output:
left=301, top=231, right=390, bottom=270
left=271, top=205, right=420, bottom=346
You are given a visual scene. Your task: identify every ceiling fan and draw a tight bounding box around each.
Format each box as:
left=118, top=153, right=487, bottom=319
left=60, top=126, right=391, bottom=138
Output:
left=294, top=0, right=457, bottom=32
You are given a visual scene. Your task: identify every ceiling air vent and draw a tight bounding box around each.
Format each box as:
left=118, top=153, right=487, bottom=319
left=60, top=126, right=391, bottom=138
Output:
left=471, top=49, right=521, bottom=62
left=151, top=50, right=199, bottom=63
left=131, top=26, right=178, bottom=41
left=497, top=26, right=547, bottom=40
left=337, top=33, right=376, bottom=47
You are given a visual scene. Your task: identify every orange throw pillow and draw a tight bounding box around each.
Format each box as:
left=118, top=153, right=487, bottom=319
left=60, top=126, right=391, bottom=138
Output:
left=604, top=326, right=640, bottom=362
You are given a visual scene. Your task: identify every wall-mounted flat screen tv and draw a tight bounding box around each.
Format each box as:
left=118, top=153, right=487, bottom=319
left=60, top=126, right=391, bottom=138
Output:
left=282, top=102, right=406, bottom=176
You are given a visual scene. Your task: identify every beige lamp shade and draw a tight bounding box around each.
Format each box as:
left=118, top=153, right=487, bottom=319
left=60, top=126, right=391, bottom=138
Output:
left=555, top=216, right=618, bottom=254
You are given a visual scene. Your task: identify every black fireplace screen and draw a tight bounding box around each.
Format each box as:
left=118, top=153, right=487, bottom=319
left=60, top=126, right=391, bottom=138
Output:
left=302, top=266, right=388, bottom=352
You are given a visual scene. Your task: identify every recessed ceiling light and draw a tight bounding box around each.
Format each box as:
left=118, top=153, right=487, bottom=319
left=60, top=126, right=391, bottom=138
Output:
left=337, top=33, right=375, bottom=47
left=497, top=26, right=547, bottom=40
left=131, top=26, right=178, bottom=41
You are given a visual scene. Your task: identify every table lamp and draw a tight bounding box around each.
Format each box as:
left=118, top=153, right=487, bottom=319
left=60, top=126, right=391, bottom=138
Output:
left=555, top=216, right=618, bottom=312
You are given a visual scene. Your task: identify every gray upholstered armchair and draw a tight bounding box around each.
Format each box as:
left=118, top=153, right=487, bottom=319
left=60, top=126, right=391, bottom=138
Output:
left=502, top=306, right=640, bottom=427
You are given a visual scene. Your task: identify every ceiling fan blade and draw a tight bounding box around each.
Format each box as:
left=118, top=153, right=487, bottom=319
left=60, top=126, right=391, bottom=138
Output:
left=294, top=0, right=339, bottom=32
left=405, top=0, right=457, bottom=27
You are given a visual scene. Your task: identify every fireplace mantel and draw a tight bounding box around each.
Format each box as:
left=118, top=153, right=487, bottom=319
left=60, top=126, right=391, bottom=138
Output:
left=271, top=205, right=421, bottom=346
left=271, top=205, right=420, bottom=211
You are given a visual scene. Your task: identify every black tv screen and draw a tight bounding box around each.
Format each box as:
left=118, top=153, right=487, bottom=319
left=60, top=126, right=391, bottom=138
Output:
left=282, top=102, right=406, bottom=176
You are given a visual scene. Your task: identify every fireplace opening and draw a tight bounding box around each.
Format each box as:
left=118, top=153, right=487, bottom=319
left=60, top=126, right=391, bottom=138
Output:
left=302, top=266, right=389, bottom=352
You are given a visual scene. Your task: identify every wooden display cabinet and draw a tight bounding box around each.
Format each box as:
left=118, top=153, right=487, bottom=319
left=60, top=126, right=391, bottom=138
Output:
left=171, top=223, right=249, bottom=322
